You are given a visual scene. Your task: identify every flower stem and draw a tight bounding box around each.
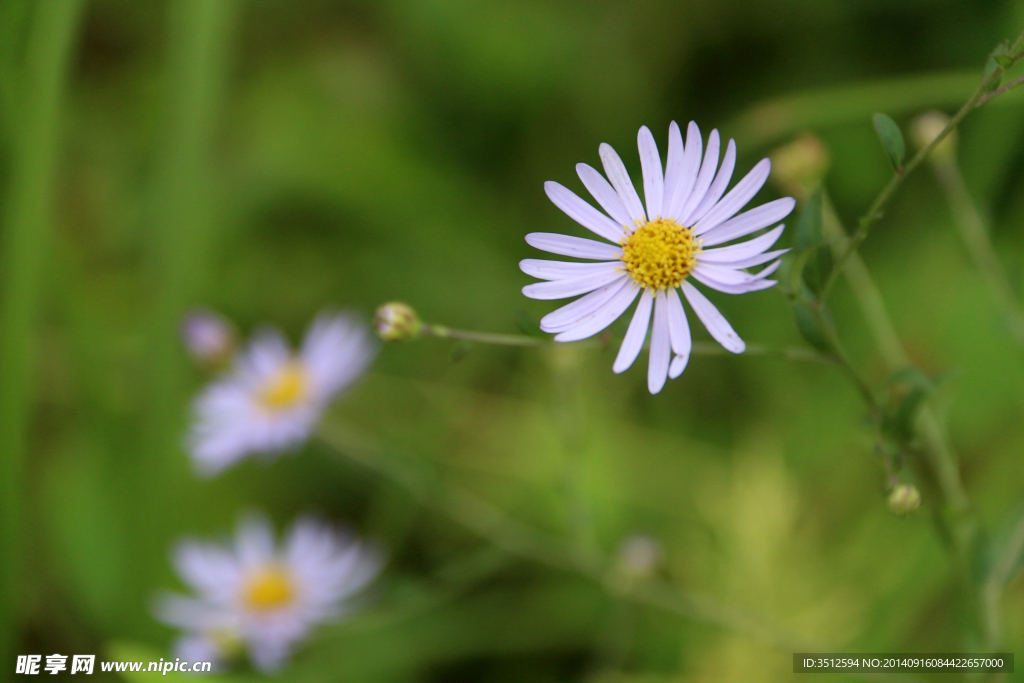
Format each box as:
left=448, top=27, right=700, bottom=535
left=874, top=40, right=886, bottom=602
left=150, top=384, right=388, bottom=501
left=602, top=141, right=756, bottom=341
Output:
left=928, top=158, right=1024, bottom=349
left=820, top=33, right=1024, bottom=301
left=314, top=423, right=830, bottom=653
left=0, top=0, right=84, bottom=672
left=422, top=322, right=833, bottom=364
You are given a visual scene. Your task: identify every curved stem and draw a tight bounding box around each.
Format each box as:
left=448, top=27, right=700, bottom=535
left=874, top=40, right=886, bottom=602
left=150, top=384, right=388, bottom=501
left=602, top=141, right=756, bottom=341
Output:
left=422, top=322, right=832, bottom=364
left=820, top=33, right=1024, bottom=301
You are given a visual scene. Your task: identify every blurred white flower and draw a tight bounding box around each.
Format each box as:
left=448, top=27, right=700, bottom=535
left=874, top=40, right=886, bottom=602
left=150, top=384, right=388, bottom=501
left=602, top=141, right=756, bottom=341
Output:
left=188, top=311, right=376, bottom=476
left=155, top=515, right=383, bottom=674
left=521, top=122, right=795, bottom=393
left=181, top=309, right=235, bottom=367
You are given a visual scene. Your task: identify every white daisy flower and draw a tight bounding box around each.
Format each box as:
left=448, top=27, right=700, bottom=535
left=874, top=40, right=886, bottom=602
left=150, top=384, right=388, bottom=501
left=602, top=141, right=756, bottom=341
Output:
left=155, top=515, right=383, bottom=674
left=189, top=311, right=376, bottom=476
left=521, top=122, right=795, bottom=394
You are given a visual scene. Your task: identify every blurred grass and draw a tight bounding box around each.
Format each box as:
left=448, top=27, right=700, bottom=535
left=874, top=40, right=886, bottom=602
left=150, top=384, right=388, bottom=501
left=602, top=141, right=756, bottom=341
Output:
left=5, top=1, right=1024, bottom=682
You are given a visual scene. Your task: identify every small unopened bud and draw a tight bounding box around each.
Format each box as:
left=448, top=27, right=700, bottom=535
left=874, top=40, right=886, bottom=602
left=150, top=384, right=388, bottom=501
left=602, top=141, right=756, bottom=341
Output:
left=181, top=309, right=235, bottom=367
left=615, top=534, right=661, bottom=580
left=911, top=111, right=957, bottom=164
left=770, top=133, right=830, bottom=202
left=887, top=483, right=921, bottom=515
left=374, top=301, right=421, bottom=342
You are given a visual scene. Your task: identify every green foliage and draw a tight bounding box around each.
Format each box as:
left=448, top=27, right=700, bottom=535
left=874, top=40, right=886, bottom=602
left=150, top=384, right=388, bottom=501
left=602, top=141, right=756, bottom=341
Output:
left=872, top=113, right=906, bottom=171
left=4, top=1, right=1024, bottom=681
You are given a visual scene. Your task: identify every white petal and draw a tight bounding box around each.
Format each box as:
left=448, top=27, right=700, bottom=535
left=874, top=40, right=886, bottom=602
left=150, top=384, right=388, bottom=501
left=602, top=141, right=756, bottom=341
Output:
left=694, top=158, right=771, bottom=234
left=682, top=281, right=745, bottom=353
left=698, top=225, right=786, bottom=263
left=713, top=248, right=789, bottom=270
left=698, top=197, right=795, bottom=244
left=613, top=289, right=654, bottom=373
left=525, top=232, right=622, bottom=260
left=676, top=129, right=720, bottom=224
left=691, top=262, right=780, bottom=295
left=519, top=259, right=619, bottom=281
left=544, top=181, right=625, bottom=243
left=577, top=163, right=632, bottom=228
left=681, top=138, right=736, bottom=226
left=666, top=287, right=691, bottom=359
left=669, top=353, right=689, bottom=379
left=665, top=121, right=702, bottom=220
left=522, top=267, right=623, bottom=300
left=540, top=276, right=630, bottom=332
left=638, top=126, right=664, bottom=220
left=660, top=122, right=685, bottom=218
left=599, top=143, right=646, bottom=225
left=554, top=281, right=640, bottom=342
left=648, top=291, right=671, bottom=394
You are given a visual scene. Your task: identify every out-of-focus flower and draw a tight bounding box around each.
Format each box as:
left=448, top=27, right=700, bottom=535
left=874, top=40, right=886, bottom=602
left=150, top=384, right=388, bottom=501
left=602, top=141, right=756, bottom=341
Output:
left=769, top=132, right=830, bottom=202
left=155, top=515, right=382, bottom=674
left=181, top=309, right=235, bottom=368
left=887, top=483, right=921, bottom=515
left=188, top=311, right=375, bottom=476
left=615, top=534, right=662, bottom=580
left=373, top=301, right=422, bottom=341
left=911, top=110, right=957, bottom=164
left=521, top=122, right=794, bottom=393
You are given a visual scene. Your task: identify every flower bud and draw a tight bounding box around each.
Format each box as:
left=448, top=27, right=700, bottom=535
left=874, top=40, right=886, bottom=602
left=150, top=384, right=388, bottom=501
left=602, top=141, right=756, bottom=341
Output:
left=770, top=133, right=830, bottom=202
left=615, top=534, right=662, bottom=580
left=911, top=111, right=957, bottom=164
left=374, top=301, right=422, bottom=342
left=181, top=309, right=235, bottom=368
left=887, top=483, right=921, bottom=515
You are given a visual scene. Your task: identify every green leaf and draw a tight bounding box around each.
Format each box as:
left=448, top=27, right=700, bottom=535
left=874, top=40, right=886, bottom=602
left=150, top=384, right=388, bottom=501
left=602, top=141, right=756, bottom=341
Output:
left=872, top=112, right=905, bottom=170
left=792, top=190, right=833, bottom=296
left=794, top=188, right=824, bottom=251
left=450, top=340, right=472, bottom=362
left=880, top=366, right=949, bottom=442
left=792, top=302, right=833, bottom=353
left=982, top=56, right=1004, bottom=91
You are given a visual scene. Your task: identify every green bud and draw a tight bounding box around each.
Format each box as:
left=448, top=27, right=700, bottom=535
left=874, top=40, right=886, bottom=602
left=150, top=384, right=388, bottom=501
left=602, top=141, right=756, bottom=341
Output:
left=887, top=483, right=921, bottom=516
left=769, top=133, right=830, bottom=202
left=374, top=301, right=422, bottom=342
left=910, top=110, right=957, bottom=165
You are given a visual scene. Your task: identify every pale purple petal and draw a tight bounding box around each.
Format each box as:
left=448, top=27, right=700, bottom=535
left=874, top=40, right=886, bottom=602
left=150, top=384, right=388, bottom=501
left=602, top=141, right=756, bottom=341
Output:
left=525, top=232, right=622, bottom=260
left=613, top=289, right=654, bottom=373
left=647, top=291, right=671, bottom=394
left=599, top=143, right=646, bottom=225
left=676, top=129, right=721, bottom=224
left=540, top=277, right=630, bottom=332
left=664, top=121, right=702, bottom=220
left=554, top=281, right=640, bottom=342
left=698, top=197, right=795, bottom=243
left=522, top=268, right=623, bottom=300
left=697, top=225, right=786, bottom=264
left=682, top=281, right=745, bottom=353
left=545, top=181, right=625, bottom=243
left=681, top=139, right=736, bottom=226
left=638, top=126, right=664, bottom=220
left=577, top=163, right=632, bottom=228
left=694, top=158, right=772, bottom=235
left=519, top=259, right=620, bottom=281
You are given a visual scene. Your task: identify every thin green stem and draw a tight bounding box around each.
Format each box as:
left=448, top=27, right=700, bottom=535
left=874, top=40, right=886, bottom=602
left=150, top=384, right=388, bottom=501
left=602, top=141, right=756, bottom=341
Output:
left=135, top=0, right=238, bottom=608
left=422, top=322, right=833, bottom=363
left=0, top=1, right=84, bottom=676
left=929, top=158, right=1024, bottom=349
left=820, top=36, right=1024, bottom=301
left=315, top=422, right=827, bottom=653
left=981, top=512, right=1024, bottom=649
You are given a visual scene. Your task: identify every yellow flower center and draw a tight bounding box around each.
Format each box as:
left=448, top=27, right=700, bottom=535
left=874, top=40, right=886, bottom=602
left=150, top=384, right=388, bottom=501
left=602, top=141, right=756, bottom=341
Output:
left=258, top=362, right=308, bottom=411
left=242, top=566, right=295, bottom=611
left=620, top=218, right=699, bottom=290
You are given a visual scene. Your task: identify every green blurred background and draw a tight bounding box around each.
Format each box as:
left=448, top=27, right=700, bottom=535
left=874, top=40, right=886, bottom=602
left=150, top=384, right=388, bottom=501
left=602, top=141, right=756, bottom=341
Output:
left=5, top=0, right=1024, bottom=680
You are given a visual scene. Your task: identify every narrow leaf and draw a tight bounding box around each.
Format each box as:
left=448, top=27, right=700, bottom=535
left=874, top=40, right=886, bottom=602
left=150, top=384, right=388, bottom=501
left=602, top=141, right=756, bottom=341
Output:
left=872, top=113, right=905, bottom=170
left=792, top=302, right=833, bottom=353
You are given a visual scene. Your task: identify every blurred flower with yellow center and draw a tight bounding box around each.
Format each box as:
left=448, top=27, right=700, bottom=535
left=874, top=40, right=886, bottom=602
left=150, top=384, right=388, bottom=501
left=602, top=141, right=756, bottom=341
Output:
left=243, top=566, right=295, bottom=611
left=155, top=515, right=383, bottom=674
left=188, top=311, right=376, bottom=476
left=258, top=363, right=308, bottom=412
left=521, top=122, right=795, bottom=393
